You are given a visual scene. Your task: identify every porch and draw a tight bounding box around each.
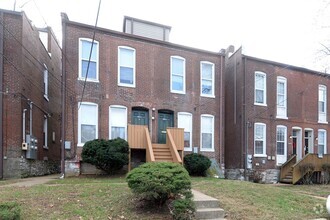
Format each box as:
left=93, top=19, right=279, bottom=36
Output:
left=280, top=153, right=330, bottom=184
left=127, top=124, right=184, bottom=171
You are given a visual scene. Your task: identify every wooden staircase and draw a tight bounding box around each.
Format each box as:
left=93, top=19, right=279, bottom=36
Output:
left=152, top=144, right=173, bottom=162
left=280, top=167, right=293, bottom=184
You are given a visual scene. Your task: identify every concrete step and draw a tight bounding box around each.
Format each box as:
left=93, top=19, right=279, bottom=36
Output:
left=195, top=200, right=220, bottom=209
left=195, top=208, right=225, bottom=219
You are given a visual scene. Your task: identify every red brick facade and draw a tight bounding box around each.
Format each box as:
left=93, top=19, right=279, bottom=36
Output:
left=225, top=48, right=330, bottom=177
left=0, top=10, right=62, bottom=178
left=61, top=14, right=225, bottom=171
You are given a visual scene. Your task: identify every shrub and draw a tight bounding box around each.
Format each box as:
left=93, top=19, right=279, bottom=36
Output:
left=169, top=197, right=195, bottom=220
left=81, top=138, right=129, bottom=174
left=0, top=202, right=20, bottom=220
left=299, top=163, right=315, bottom=184
left=126, top=162, right=192, bottom=206
left=184, top=153, right=211, bottom=176
left=321, top=163, right=330, bottom=184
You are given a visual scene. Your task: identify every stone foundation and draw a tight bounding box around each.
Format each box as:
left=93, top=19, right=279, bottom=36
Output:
left=225, top=168, right=280, bottom=184
left=3, top=158, right=60, bottom=179
left=225, top=169, right=245, bottom=180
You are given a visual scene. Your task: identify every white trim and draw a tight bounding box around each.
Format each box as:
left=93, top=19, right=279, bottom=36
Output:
left=276, top=125, right=287, bottom=165
left=318, top=84, right=327, bottom=123
left=109, top=105, right=128, bottom=140
left=254, top=122, right=267, bottom=157
left=254, top=71, right=267, bottom=106
left=178, top=112, right=193, bottom=151
left=200, top=61, right=215, bottom=98
left=276, top=76, right=287, bottom=118
left=170, top=56, right=186, bottom=94
left=304, top=128, right=314, bottom=154
left=78, top=102, right=98, bottom=146
left=200, top=114, right=214, bottom=152
left=78, top=38, right=99, bottom=82
left=118, top=46, right=136, bottom=87
left=43, top=64, right=49, bottom=101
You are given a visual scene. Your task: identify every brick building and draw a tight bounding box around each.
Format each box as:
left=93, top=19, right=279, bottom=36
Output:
left=61, top=14, right=225, bottom=176
left=225, top=48, right=330, bottom=183
left=0, top=9, right=62, bottom=179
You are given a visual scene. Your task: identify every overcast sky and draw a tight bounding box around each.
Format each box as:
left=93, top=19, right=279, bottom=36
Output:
left=1, top=0, right=330, bottom=72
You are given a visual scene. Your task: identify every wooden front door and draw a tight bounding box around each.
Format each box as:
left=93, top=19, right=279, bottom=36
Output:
left=158, top=112, right=174, bottom=144
left=132, top=109, right=149, bottom=126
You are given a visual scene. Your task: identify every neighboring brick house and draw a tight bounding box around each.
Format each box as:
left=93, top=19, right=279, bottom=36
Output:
left=61, top=14, right=225, bottom=176
left=0, top=9, right=62, bottom=179
left=225, top=47, right=330, bottom=183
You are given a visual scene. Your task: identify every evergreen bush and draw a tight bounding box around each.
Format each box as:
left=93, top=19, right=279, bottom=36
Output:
left=0, top=202, right=20, bottom=220
left=81, top=138, right=129, bottom=174
left=184, top=153, right=211, bottom=176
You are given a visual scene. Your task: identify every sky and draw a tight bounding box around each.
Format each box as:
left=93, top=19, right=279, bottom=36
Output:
left=0, top=0, right=330, bottom=72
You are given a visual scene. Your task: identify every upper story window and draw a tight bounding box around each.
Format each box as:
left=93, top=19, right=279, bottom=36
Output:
left=200, top=114, right=214, bottom=152
left=109, top=105, right=128, bottom=140
left=171, top=56, right=185, bottom=94
left=318, top=85, right=327, bottom=123
left=277, top=77, right=287, bottom=119
left=43, top=64, right=49, bottom=101
left=118, top=46, right=136, bottom=87
left=254, top=71, right=266, bottom=106
left=79, top=38, right=99, bottom=82
left=200, top=61, right=215, bottom=97
left=78, top=102, right=98, bottom=146
left=254, top=123, right=266, bottom=157
left=178, top=112, right=193, bottom=151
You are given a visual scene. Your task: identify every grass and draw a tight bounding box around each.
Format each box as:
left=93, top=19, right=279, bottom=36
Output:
left=192, top=177, right=330, bottom=220
left=0, top=176, right=329, bottom=219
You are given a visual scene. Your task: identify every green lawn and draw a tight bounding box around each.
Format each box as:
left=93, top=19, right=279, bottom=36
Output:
left=0, top=176, right=329, bottom=219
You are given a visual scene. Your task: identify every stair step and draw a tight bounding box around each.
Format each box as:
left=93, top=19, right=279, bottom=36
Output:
left=195, top=200, right=220, bottom=209
left=195, top=208, right=225, bottom=219
left=154, top=152, right=171, bottom=156
left=281, top=178, right=293, bottom=183
left=152, top=144, right=169, bottom=149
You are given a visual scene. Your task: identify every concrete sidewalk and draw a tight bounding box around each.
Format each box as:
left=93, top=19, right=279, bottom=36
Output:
left=0, top=174, right=60, bottom=187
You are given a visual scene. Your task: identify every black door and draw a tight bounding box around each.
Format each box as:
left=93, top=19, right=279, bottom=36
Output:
left=158, top=112, right=174, bottom=143
left=132, top=109, right=149, bottom=126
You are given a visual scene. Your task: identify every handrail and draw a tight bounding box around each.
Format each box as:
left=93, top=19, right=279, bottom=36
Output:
left=280, top=155, right=296, bottom=181
left=145, top=127, right=155, bottom=162
left=292, top=153, right=330, bottom=184
left=167, top=129, right=182, bottom=164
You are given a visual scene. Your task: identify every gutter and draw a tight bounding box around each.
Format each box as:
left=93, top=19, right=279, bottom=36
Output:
left=0, top=11, right=3, bottom=179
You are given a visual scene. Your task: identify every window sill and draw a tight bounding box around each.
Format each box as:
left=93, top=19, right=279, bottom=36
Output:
left=201, top=94, right=215, bottom=98
left=200, top=148, right=215, bottom=152
left=318, top=121, right=328, bottom=124
left=171, top=90, right=186, bottom=95
left=253, top=154, right=267, bottom=158
left=254, top=103, right=267, bottom=107
left=78, top=78, right=99, bottom=83
left=184, top=148, right=192, bottom=152
left=77, top=143, right=84, bottom=147
left=43, top=95, right=49, bottom=102
left=276, top=116, right=288, bottom=120
left=118, top=83, right=136, bottom=88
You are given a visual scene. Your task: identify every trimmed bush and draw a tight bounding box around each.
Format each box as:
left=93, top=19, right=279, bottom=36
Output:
left=0, top=202, right=20, bottom=220
left=81, top=138, right=129, bottom=174
left=170, top=197, right=195, bottom=220
left=184, top=153, right=211, bottom=176
left=126, top=162, right=192, bottom=206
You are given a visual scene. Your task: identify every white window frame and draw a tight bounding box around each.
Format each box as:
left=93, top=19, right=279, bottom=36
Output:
left=276, top=125, right=287, bottom=162
left=318, top=129, right=327, bottom=155
left=254, top=71, right=267, bottom=106
left=78, top=102, right=98, bottom=146
left=318, top=85, right=327, bottom=124
left=43, top=115, right=48, bottom=149
left=200, top=61, right=215, bottom=98
left=170, top=56, right=186, bottom=94
left=78, top=38, right=99, bottom=82
left=43, top=64, right=49, bottom=101
left=200, top=114, right=214, bottom=152
left=118, top=46, right=136, bottom=87
left=109, top=105, right=128, bottom=140
left=178, top=112, right=193, bottom=151
left=254, top=123, right=267, bottom=157
left=276, top=76, right=287, bottom=119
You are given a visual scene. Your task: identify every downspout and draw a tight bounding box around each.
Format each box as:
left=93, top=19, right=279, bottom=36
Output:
left=0, top=11, right=4, bottom=179
left=29, top=101, right=33, bottom=136
left=219, top=55, right=224, bottom=168
left=60, top=13, right=67, bottom=177
left=243, top=56, right=248, bottom=179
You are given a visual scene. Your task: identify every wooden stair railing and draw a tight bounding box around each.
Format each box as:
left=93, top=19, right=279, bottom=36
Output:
left=167, top=129, right=182, bottom=164
left=280, top=155, right=296, bottom=183
left=145, top=127, right=155, bottom=162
